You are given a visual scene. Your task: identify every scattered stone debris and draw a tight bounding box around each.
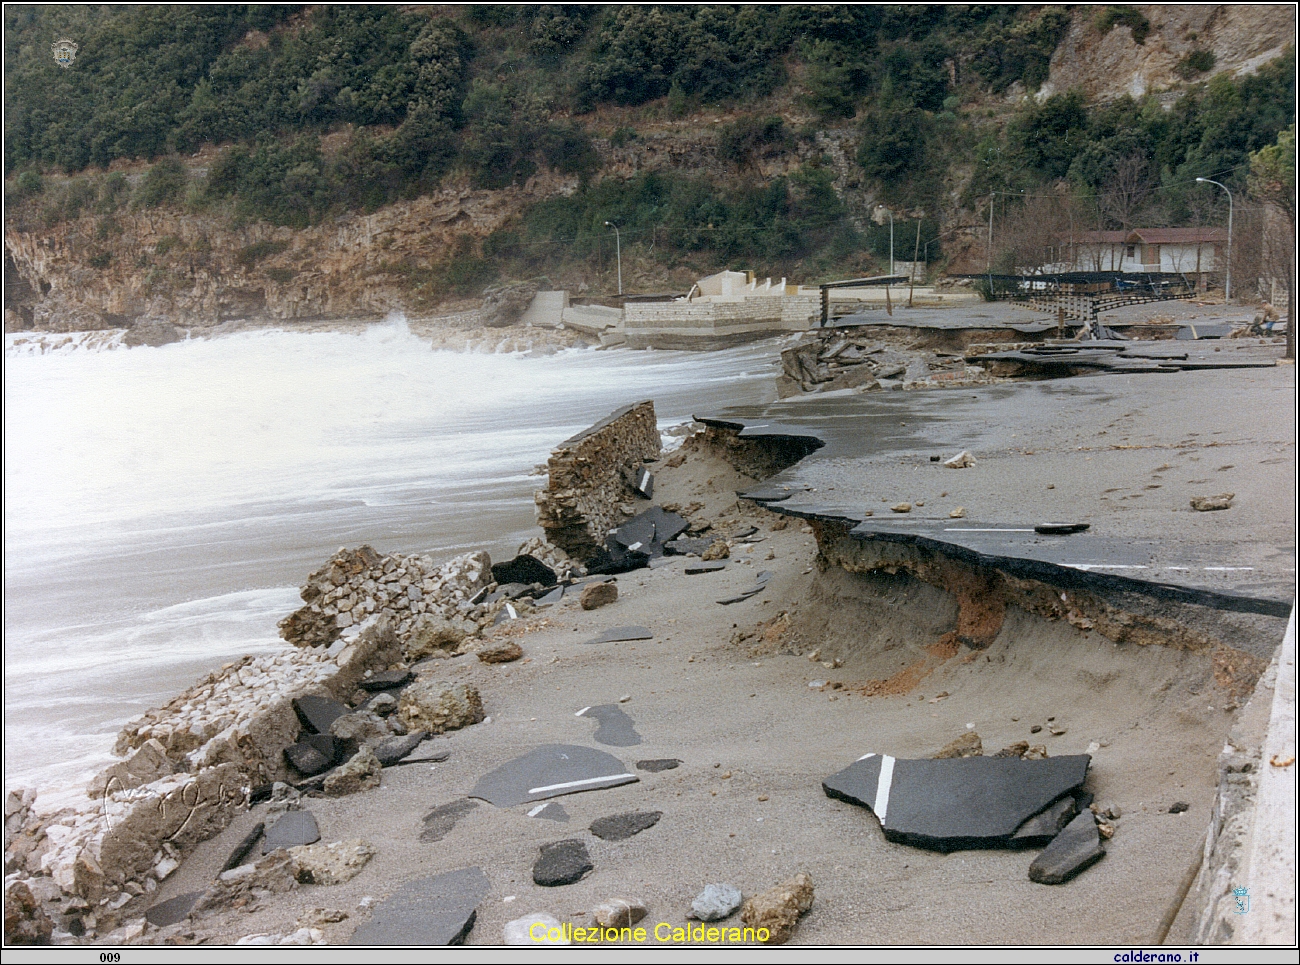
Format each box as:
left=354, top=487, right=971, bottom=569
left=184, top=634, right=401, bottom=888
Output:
left=636, top=759, right=682, bottom=773
left=289, top=840, right=376, bottom=885
left=823, top=752, right=1091, bottom=851
left=406, top=614, right=471, bottom=661
left=5, top=880, right=54, bottom=945
left=285, top=735, right=337, bottom=777
left=691, top=883, right=743, bottom=922
left=505, top=913, right=568, bottom=945
left=469, top=745, right=638, bottom=807
left=577, top=704, right=642, bottom=747
left=478, top=641, right=524, bottom=664
left=594, top=897, right=649, bottom=928
left=199, top=850, right=299, bottom=913
left=1169, top=801, right=1190, bottom=814
left=323, top=747, right=381, bottom=797
left=1027, top=811, right=1105, bottom=884
left=222, top=824, right=265, bottom=872
left=949, top=507, right=966, bottom=518
left=583, top=626, right=654, bottom=645
left=398, top=681, right=484, bottom=734
left=348, top=866, right=489, bottom=945
left=944, top=451, right=977, bottom=469
left=590, top=811, right=662, bottom=841
left=1190, top=493, right=1234, bottom=512
left=263, top=811, right=321, bottom=854
left=420, top=800, right=479, bottom=844
left=702, top=541, right=731, bottom=562
left=992, top=742, right=1029, bottom=759
left=740, top=872, right=814, bottom=945
left=580, top=581, right=619, bottom=610
left=533, top=839, right=594, bottom=887
left=933, top=732, right=983, bottom=759
left=891, top=503, right=912, bottom=513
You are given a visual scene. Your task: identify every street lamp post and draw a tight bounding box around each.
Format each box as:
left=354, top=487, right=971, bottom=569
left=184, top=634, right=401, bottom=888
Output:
left=874, top=205, right=894, bottom=277
left=1196, top=178, right=1233, bottom=301
left=604, top=220, right=622, bottom=295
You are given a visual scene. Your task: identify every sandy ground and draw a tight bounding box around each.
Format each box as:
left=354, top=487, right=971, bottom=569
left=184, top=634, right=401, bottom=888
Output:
left=145, top=431, right=1264, bottom=946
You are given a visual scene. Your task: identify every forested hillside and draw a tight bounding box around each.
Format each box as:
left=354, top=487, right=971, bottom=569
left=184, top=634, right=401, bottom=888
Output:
left=4, top=4, right=1295, bottom=324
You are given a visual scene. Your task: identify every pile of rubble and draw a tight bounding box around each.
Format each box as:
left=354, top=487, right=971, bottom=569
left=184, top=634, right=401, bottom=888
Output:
left=777, top=335, right=991, bottom=397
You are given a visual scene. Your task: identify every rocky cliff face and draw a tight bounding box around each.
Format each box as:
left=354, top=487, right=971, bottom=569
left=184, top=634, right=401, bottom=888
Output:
left=1043, top=4, right=1295, bottom=103
left=4, top=171, right=578, bottom=333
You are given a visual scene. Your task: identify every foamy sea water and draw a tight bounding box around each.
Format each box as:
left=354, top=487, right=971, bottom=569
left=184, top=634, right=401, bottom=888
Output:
left=4, top=318, right=778, bottom=799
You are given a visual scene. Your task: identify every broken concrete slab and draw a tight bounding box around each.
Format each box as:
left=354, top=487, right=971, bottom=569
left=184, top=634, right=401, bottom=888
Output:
left=221, top=823, right=265, bottom=872
left=691, top=883, right=743, bottom=921
left=469, top=744, right=638, bottom=807
left=144, top=890, right=203, bottom=927
left=420, top=799, right=479, bottom=844
left=582, top=626, right=653, bottom=645
left=636, top=759, right=682, bottom=773
left=491, top=554, right=558, bottom=588
left=578, top=704, right=642, bottom=747
left=741, top=872, right=814, bottom=945
left=533, top=839, right=594, bottom=887
left=527, top=801, right=569, bottom=822
left=359, top=670, right=415, bottom=691
left=373, top=732, right=427, bottom=767
left=1011, top=795, right=1079, bottom=847
left=348, top=866, right=489, bottom=945
left=823, top=752, right=1091, bottom=852
left=289, top=839, right=376, bottom=885
left=478, top=641, right=524, bottom=663
left=263, top=810, right=320, bottom=854
left=293, top=695, right=349, bottom=735
left=685, top=561, right=728, bottom=574
left=1028, top=810, right=1105, bottom=884
left=590, top=811, right=662, bottom=841
left=284, top=734, right=338, bottom=776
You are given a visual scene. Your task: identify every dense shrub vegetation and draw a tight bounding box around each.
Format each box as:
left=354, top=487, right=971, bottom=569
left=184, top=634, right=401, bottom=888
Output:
left=4, top=5, right=1294, bottom=283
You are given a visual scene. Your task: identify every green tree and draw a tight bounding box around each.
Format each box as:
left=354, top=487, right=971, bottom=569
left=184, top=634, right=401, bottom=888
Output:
left=1249, top=124, right=1296, bottom=358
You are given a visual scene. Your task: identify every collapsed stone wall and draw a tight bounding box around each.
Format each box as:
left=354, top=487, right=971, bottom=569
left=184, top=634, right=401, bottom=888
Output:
left=534, top=401, right=661, bottom=560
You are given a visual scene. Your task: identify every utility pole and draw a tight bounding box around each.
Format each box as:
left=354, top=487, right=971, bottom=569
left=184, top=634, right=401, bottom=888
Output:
left=1196, top=178, right=1233, bottom=301
left=909, top=217, right=922, bottom=307
left=604, top=220, right=622, bottom=295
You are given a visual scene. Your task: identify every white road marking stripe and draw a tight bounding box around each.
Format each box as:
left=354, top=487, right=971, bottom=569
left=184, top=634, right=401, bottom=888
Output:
left=944, top=528, right=1035, bottom=533
left=873, top=755, right=895, bottom=823
left=1204, top=566, right=1254, bottom=571
left=857, top=752, right=877, bottom=761
left=527, top=804, right=548, bottom=817
left=575, top=707, right=590, bottom=717
left=529, top=774, right=635, bottom=795
left=1064, top=564, right=1149, bottom=571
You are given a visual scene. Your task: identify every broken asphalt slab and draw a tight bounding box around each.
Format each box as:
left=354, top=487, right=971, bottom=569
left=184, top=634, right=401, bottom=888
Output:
left=822, top=752, right=1091, bottom=852
left=491, top=554, right=558, bottom=588
left=527, top=801, right=569, bottom=822
left=359, top=670, right=415, bottom=691
left=685, top=561, right=728, bottom=574
left=262, top=810, right=320, bottom=853
left=348, top=866, right=490, bottom=945
left=577, top=704, right=642, bottom=747
left=1028, top=810, right=1106, bottom=884
left=636, top=759, right=682, bottom=773
left=582, top=626, right=653, bottom=645
left=420, top=799, right=479, bottom=844
left=284, top=734, right=338, bottom=776
left=468, top=744, right=638, bottom=807
left=533, top=839, right=594, bottom=887
left=221, top=823, right=265, bottom=872
left=144, top=890, right=203, bottom=928
left=608, top=506, right=689, bottom=557
left=293, top=694, right=349, bottom=735
left=717, top=571, right=773, bottom=605
left=590, top=811, right=662, bottom=841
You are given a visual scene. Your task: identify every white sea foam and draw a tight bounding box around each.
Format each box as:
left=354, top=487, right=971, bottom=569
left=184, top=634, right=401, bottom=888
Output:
left=4, top=322, right=777, bottom=793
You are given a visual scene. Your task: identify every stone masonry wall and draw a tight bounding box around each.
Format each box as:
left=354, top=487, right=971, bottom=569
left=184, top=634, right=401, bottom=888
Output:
left=534, top=401, right=660, bottom=560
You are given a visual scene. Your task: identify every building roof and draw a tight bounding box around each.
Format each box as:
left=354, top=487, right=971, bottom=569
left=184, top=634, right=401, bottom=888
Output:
left=1074, top=228, right=1228, bottom=245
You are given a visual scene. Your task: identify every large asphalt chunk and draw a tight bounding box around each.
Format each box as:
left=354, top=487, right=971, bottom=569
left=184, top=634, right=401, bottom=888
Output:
left=221, top=823, right=265, bottom=872
left=608, top=507, right=688, bottom=557
left=293, top=694, right=349, bottom=735
left=578, top=705, right=642, bottom=747
left=533, top=839, right=594, bottom=887
left=284, top=734, right=338, bottom=776
left=491, top=554, right=557, bottom=588
left=1010, top=795, right=1079, bottom=847
left=262, top=810, right=320, bottom=853
left=144, top=891, right=202, bottom=928
left=468, top=744, right=638, bottom=807
left=823, top=752, right=1091, bottom=852
left=1028, top=811, right=1106, bottom=884
left=359, top=670, right=415, bottom=692
left=348, top=867, right=490, bottom=945
left=582, top=626, right=653, bottom=645
left=373, top=732, right=427, bottom=767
